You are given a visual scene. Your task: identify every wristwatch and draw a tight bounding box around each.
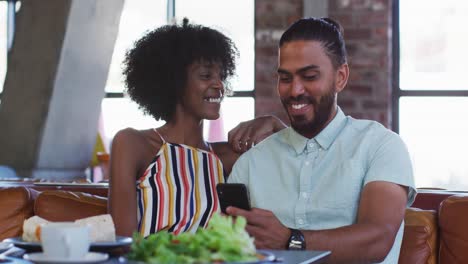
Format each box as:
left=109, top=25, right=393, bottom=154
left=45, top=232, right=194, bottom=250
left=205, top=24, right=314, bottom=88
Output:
left=287, top=228, right=306, bottom=250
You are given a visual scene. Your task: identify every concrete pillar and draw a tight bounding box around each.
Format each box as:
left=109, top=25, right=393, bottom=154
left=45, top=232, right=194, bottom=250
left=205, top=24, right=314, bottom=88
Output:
left=0, top=0, right=124, bottom=180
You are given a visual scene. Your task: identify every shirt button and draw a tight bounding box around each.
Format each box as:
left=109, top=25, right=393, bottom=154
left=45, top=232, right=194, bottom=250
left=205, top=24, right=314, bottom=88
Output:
left=308, top=143, right=314, bottom=148
left=305, top=161, right=310, bottom=166
left=301, top=192, right=307, bottom=198
left=298, top=219, right=304, bottom=225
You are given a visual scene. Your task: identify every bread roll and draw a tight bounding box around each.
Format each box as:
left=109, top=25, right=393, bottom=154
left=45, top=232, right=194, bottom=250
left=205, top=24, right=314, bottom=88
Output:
left=22, top=216, right=50, bottom=242
left=22, top=214, right=116, bottom=242
left=74, top=214, right=116, bottom=242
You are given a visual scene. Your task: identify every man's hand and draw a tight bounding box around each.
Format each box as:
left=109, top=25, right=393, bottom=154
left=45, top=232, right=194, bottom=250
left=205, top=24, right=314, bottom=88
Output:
left=226, top=206, right=290, bottom=249
left=228, top=116, right=286, bottom=153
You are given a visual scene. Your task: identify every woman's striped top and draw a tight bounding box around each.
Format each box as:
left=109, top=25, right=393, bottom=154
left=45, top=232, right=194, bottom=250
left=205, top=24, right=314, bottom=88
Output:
left=136, top=129, right=225, bottom=236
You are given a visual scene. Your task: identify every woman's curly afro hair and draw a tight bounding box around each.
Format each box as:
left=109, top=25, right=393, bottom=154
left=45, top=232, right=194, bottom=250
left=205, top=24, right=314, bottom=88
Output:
left=123, top=18, right=238, bottom=122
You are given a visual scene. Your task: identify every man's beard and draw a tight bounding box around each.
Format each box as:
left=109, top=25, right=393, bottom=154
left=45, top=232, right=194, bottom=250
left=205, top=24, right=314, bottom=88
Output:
left=281, top=88, right=336, bottom=138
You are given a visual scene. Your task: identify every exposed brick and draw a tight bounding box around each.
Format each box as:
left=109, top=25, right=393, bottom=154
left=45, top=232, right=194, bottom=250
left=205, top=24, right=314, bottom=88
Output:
left=374, top=26, right=389, bottom=38
left=255, top=97, right=289, bottom=124
left=356, top=11, right=389, bottom=26
left=337, top=98, right=356, bottom=109
left=345, top=43, right=359, bottom=56
left=347, top=112, right=364, bottom=119
left=332, top=0, right=352, bottom=9
left=348, top=57, right=380, bottom=68
left=256, top=46, right=278, bottom=57
left=345, top=28, right=372, bottom=40
left=255, top=0, right=392, bottom=127
left=256, top=0, right=302, bottom=28
left=362, top=100, right=388, bottom=109
left=330, top=14, right=354, bottom=27
left=347, top=84, right=373, bottom=95
left=256, top=29, right=284, bottom=43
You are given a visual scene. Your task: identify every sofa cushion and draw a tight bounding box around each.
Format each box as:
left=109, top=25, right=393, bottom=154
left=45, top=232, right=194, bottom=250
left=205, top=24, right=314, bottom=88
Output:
left=399, top=207, right=438, bottom=264
left=439, top=195, right=468, bottom=264
left=35, top=190, right=107, bottom=221
left=0, top=187, right=37, bottom=240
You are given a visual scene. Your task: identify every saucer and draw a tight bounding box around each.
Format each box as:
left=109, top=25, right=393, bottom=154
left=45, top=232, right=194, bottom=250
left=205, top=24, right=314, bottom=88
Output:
left=23, top=252, right=109, bottom=263
left=0, top=241, right=13, bottom=253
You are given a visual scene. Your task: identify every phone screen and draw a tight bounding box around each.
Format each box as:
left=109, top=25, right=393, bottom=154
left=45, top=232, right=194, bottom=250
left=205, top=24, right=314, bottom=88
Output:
left=216, top=183, right=251, bottom=214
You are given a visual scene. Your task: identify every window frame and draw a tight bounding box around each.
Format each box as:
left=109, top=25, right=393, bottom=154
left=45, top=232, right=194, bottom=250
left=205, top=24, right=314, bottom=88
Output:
left=0, top=0, right=16, bottom=99
left=391, top=0, right=468, bottom=133
left=0, top=0, right=256, bottom=115
left=103, top=0, right=256, bottom=124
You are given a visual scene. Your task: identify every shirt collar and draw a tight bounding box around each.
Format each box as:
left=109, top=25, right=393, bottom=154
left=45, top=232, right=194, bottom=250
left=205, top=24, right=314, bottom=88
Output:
left=285, top=107, right=347, bottom=155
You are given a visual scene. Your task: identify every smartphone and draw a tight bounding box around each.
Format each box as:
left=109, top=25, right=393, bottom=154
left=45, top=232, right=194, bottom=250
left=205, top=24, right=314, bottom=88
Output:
left=216, top=183, right=251, bottom=214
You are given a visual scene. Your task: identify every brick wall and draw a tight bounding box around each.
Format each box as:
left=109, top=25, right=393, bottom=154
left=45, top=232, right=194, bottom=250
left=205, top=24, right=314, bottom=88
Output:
left=255, top=0, right=393, bottom=128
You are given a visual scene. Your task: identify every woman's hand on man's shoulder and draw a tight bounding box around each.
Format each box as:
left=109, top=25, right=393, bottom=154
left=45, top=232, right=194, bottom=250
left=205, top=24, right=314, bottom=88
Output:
left=227, top=115, right=286, bottom=153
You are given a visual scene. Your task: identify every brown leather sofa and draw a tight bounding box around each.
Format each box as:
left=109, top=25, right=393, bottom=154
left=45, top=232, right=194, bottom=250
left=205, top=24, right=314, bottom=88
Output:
left=399, top=191, right=468, bottom=264
left=0, top=186, right=107, bottom=241
left=1, top=186, right=467, bottom=263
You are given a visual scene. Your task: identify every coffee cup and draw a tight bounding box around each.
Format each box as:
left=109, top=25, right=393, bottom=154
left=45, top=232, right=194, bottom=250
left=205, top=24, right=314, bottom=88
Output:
left=41, top=222, right=90, bottom=259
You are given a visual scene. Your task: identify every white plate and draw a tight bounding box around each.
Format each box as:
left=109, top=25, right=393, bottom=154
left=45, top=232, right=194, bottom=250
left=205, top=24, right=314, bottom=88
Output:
left=3, top=236, right=132, bottom=252
left=24, top=252, right=108, bottom=264
left=0, top=241, right=13, bottom=253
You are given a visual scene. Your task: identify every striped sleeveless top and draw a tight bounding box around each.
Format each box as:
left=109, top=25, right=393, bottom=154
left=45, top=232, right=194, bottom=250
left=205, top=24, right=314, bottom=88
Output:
left=136, top=129, right=225, bottom=236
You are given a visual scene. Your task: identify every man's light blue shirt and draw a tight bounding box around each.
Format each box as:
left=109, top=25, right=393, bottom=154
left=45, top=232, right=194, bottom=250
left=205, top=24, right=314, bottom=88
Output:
left=229, top=108, right=416, bottom=264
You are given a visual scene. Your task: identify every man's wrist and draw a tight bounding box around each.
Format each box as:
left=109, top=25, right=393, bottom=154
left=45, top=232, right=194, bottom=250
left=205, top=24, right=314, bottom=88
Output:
left=286, top=228, right=306, bottom=250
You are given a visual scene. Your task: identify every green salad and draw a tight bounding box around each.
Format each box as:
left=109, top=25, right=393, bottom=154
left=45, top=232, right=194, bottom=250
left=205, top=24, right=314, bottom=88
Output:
left=127, top=213, right=257, bottom=263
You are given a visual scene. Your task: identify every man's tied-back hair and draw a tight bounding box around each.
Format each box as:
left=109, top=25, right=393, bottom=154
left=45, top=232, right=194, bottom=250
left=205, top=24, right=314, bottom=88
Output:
left=123, top=18, right=238, bottom=121
left=279, top=17, right=347, bottom=69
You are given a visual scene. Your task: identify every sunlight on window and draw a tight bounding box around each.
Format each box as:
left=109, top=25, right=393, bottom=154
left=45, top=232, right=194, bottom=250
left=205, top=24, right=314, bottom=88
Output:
left=101, top=98, right=164, bottom=148
left=102, top=0, right=255, bottom=144
left=204, top=97, right=254, bottom=141
left=101, top=0, right=167, bottom=144
left=399, top=97, right=468, bottom=190
left=177, top=0, right=255, bottom=141
left=400, top=0, right=468, bottom=90
left=0, top=2, right=7, bottom=92
left=176, top=0, right=254, bottom=92
left=104, top=0, right=166, bottom=93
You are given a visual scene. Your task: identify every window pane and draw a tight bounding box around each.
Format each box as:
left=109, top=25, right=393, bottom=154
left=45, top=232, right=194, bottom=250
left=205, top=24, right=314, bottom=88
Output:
left=204, top=97, right=254, bottom=141
left=102, top=97, right=253, bottom=145
left=101, top=98, right=164, bottom=147
left=0, top=2, right=7, bottom=92
left=400, top=1, right=468, bottom=90
left=104, top=0, right=167, bottom=93
left=399, top=97, right=468, bottom=190
left=176, top=0, right=254, bottom=92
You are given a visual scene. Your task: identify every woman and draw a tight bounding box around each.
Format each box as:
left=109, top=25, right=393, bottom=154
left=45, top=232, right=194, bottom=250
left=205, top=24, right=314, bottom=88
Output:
left=109, top=19, right=285, bottom=237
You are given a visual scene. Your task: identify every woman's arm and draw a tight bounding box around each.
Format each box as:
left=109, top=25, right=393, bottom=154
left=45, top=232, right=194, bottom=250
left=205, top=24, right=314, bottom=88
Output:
left=108, top=129, right=140, bottom=237
left=228, top=115, right=287, bottom=153
left=213, top=115, right=287, bottom=174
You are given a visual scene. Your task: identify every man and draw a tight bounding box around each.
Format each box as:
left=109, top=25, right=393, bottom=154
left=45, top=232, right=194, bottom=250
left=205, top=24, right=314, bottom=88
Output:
left=227, top=17, right=416, bottom=264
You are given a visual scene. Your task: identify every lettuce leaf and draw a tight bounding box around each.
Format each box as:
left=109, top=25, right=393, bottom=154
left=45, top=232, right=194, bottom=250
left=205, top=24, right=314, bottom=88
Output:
left=127, top=214, right=257, bottom=263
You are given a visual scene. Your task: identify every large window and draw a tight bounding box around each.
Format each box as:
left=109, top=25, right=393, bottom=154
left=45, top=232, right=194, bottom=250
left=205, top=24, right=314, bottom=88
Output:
left=394, top=0, right=468, bottom=190
left=0, top=1, right=9, bottom=95
left=101, top=0, right=167, bottom=146
left=0, top=0, right=254, bottom=147
left=102, top=0, right=254, bottom=147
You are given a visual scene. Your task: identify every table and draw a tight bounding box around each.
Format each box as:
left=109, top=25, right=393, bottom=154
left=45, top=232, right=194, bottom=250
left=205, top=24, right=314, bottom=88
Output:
left=6, top=249, right=330, bottom=264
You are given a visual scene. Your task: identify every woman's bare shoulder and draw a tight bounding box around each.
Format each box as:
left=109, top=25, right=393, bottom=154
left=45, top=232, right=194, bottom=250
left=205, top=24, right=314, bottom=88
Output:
left=113, top=128, right=161, bottom=146
left=111, top=128, right=164, bottom=178
left=112, top=128, right=163, bottom=159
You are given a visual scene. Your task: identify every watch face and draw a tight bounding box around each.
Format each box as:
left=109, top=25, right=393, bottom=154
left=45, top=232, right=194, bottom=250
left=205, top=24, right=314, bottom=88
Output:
left=288, top=239, right=304, bottom=250
left=288, top=229, right=305, bottom=250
